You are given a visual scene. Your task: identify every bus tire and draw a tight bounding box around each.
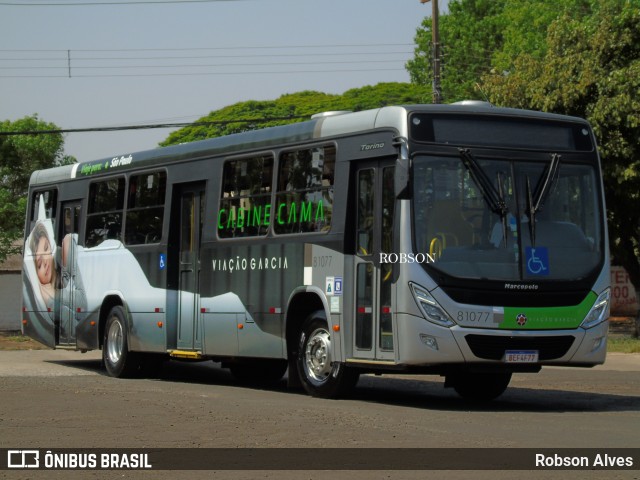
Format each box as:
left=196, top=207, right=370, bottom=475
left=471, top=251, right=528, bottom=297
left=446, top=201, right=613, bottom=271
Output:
left=297, top=312, right=359, bottom=398
left=102, top=306, right=140, bottom=378
left=229, top=360, right=288, bottom=387
left=448, top=372, right=512, bottom=402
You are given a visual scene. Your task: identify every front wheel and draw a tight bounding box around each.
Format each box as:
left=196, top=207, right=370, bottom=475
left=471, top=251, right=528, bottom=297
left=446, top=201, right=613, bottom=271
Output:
left=102, top=306, right=139, bottom=378
left=447, top=372, right=512, bottom=402
left=296, top=313, right=359, bottom=398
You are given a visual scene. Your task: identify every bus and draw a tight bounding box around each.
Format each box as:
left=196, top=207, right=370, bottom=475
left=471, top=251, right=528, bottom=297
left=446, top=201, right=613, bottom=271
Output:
left=21, top=103, right=611, bottom=401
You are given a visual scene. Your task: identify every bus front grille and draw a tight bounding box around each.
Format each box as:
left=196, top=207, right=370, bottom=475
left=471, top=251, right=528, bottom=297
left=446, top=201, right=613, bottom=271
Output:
left=464, top=334, right=575, bottom=361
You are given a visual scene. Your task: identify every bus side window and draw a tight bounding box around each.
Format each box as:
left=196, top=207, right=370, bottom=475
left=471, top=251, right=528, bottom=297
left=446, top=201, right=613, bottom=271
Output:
left=125, top=171, right=167, bottom=245
left=85, top=178, right=125, bottom=248
left=218, top=155, right=273, bottom=238
left=30, top=189, right=57, bottom=230
left=275, top=145, right=335, bottom=235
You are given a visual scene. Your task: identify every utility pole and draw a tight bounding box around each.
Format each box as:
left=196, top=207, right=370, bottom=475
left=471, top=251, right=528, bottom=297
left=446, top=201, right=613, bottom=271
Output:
left=420, top=0, right=442, bottom=104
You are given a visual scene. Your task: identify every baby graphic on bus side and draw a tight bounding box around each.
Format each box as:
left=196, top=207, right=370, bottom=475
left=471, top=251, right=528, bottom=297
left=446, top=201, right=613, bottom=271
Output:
left=24, top=197, right=87, bottom=345
left=28, top=220, right=57, bottom=311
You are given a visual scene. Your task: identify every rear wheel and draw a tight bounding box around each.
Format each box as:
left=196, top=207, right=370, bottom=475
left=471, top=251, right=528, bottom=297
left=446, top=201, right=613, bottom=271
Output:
left=102, top=306, right=140, bottom=378
left=447, top=372, right=512, bottom=402
left=296, top=313, right=359, bottom=398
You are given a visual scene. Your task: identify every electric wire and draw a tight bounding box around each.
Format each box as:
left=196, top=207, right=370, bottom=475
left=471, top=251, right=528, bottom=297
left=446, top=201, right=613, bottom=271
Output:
left=0, top=115, right=312, bottom=136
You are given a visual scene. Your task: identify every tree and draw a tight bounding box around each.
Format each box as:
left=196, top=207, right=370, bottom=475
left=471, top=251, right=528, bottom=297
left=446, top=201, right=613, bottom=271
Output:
left=407, top=0, right=507, bottom=102
left=161, top=83, right=430, bottom=146
left=407, top=0, right=590, bottom=103
left=0, top=115, right=74, bottom=262
left=480, top=1, right=640, bottom=286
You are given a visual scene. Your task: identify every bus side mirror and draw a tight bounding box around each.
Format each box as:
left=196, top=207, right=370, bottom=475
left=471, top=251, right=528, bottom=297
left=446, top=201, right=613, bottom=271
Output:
left=394, top=137, right=410, bottom=199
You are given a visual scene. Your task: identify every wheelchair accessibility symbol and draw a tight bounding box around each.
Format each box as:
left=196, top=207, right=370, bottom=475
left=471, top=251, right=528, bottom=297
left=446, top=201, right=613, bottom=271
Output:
left=525, top=247, right=549, bottom=276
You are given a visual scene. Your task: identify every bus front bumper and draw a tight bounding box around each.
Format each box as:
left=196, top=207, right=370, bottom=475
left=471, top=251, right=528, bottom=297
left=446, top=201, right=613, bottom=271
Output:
left=396, top=313, right=609, bottom=368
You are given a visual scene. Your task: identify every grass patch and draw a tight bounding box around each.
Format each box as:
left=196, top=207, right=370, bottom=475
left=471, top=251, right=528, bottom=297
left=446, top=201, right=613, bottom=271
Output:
left=608, top=336, right=640, bottom=354
left=4, top=335, right=31, bottom=343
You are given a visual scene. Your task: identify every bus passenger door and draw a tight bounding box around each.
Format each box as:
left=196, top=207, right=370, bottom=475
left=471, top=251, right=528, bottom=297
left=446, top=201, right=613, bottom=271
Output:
left=177, top=184, right=205, bottom=351
left=352, top=161, right=395, bottom=361
left=58, top=201, right=82, bottom=346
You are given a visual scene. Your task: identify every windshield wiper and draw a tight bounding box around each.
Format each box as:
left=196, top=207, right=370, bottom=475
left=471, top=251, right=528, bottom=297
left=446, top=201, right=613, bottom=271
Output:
left=459, top=148, right=509, bottom=246
left=525, top=153, right=561, bottom=246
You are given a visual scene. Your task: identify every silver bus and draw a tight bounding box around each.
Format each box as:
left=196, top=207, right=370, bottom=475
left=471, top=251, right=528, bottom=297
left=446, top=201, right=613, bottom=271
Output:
left=22, top=103, right=610, bottom=401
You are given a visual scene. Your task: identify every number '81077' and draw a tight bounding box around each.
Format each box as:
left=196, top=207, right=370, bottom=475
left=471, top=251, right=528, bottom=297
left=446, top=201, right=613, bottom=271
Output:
left=456, top=311, right=490, bottom=323
left=313, top=256, right=332, bottom=268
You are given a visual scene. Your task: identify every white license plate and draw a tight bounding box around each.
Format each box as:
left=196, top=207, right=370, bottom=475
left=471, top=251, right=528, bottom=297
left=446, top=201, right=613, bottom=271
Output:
left=504, top=350, right=539, bottom=363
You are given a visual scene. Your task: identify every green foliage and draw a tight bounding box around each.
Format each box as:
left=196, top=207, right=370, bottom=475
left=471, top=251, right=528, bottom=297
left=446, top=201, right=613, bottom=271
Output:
left=407, top=0, right=507, bottom=102
left=480, top=0, right=640, bottom=286
left=160, top=83, right=430, bottom=146
left=0, top=115, right=73, bottom=262
left=407, top=0, right=591, bottom=103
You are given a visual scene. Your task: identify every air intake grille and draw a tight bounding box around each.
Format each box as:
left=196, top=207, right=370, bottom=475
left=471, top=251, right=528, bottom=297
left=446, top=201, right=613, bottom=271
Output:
left=465, top=335, right=575, bottom=361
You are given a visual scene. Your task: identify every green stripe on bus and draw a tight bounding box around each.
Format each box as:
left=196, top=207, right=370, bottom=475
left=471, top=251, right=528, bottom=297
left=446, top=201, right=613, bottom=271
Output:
left=501, top=292, right=596, bottom=329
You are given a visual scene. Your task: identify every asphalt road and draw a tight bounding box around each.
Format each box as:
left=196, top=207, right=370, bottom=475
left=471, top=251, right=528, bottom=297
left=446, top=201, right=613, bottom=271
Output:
left=0, top=349, right=638, bottom=480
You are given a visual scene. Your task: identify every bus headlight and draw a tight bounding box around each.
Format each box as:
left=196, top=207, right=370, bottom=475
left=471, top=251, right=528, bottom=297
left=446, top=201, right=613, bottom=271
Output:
left=410, top=283, right=455, bottom=328
left=581, top=289, right=610, bottom=329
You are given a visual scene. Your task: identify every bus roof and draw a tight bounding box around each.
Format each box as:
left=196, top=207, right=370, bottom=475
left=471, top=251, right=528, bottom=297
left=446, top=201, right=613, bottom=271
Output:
left=29, top=104, right=589, bottom=187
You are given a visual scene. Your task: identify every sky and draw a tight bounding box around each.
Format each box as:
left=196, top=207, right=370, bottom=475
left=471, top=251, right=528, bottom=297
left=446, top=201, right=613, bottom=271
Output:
left=0, top=0, right=448, bottom=163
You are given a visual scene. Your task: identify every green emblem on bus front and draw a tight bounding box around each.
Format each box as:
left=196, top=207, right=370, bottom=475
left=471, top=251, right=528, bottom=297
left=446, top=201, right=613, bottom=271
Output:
left=218, top=200, right=325, bottom=230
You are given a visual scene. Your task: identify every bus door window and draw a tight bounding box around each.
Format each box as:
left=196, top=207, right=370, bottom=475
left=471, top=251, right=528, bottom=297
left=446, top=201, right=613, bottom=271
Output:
left=380, top=166, right=395, bottom=351
left=354, top=163, right=395, bottom=357
left=177, top=184, right=205, bottom=351
left=58, top=201, right=84, bottom=346
left=356, top=169, right=374, bottom=350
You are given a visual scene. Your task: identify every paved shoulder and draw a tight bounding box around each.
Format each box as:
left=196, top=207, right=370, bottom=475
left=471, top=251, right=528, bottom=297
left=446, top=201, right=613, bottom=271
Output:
left=596, top=352, right=640, bottom=372
left=0, top=349, right=102, bottom=377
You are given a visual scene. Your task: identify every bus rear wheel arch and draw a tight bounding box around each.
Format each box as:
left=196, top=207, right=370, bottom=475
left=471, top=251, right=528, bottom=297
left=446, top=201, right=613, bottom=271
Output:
left=102, top=305, right=140, bottom=378
left=296, top=311, right=359, bottom=398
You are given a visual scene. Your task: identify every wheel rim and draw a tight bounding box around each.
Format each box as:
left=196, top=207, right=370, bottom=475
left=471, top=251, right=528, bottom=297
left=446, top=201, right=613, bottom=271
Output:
left=304, top=327, right=332, bottom=385
left=106, top=317, right=124, bottom=365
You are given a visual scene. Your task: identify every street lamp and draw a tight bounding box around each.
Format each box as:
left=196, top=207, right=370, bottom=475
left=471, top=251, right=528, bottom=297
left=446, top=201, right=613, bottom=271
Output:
left=420, top=0, right=442, bottom=104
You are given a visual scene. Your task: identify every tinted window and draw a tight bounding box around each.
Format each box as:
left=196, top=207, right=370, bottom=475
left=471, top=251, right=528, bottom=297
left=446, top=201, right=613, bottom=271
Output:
left=125, top=171, right=166, bottom=245
left=86, top=178, right=125, bottom=247
left=274, top=145, right=335, bottom=234
left=218, top=155, right=273, bottom=238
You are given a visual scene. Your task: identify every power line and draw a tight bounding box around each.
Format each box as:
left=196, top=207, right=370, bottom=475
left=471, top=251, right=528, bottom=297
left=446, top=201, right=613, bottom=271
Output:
left=0, top=43, right=413, bottom=53
left=0, top=115, right=312, bottom=136
left=0, top=67, right=404, bottom=78
left=0, top=51, right=413, bottom=61
left=0, top=60, right=407, bottom=70
left=0, top=43, right=413, bottom=78
left=0, top=0, right=242, bottom=5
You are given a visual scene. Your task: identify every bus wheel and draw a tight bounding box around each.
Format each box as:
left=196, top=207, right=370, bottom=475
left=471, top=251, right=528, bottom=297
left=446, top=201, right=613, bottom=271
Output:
left=448, top=372, right=512, bottom=402
left=229, top=360, right=288, bottom=387
left=297, top=313, right=359, bottom=398
left=102, top=306, right=139, bottom=378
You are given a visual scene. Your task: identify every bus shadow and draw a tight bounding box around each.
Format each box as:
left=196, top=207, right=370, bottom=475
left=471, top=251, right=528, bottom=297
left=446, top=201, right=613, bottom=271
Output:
left=44, top=358, right=103, bottom=374
left=46, top=357, right=639, bottom=413
left=350, top=375, right=640, bottom=414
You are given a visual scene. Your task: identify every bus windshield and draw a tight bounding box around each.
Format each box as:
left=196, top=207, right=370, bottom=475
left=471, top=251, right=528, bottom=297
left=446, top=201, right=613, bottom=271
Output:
left=413, top=154, right=603, bottom=282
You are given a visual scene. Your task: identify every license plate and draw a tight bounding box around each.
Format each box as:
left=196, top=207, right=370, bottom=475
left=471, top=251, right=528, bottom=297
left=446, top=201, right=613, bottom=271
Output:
left=504, top=350, right=539, bottom=363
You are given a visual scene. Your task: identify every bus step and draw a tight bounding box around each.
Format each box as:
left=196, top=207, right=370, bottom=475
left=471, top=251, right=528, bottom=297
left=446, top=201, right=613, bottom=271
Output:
left=168, top=350, right=203, bottom=360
